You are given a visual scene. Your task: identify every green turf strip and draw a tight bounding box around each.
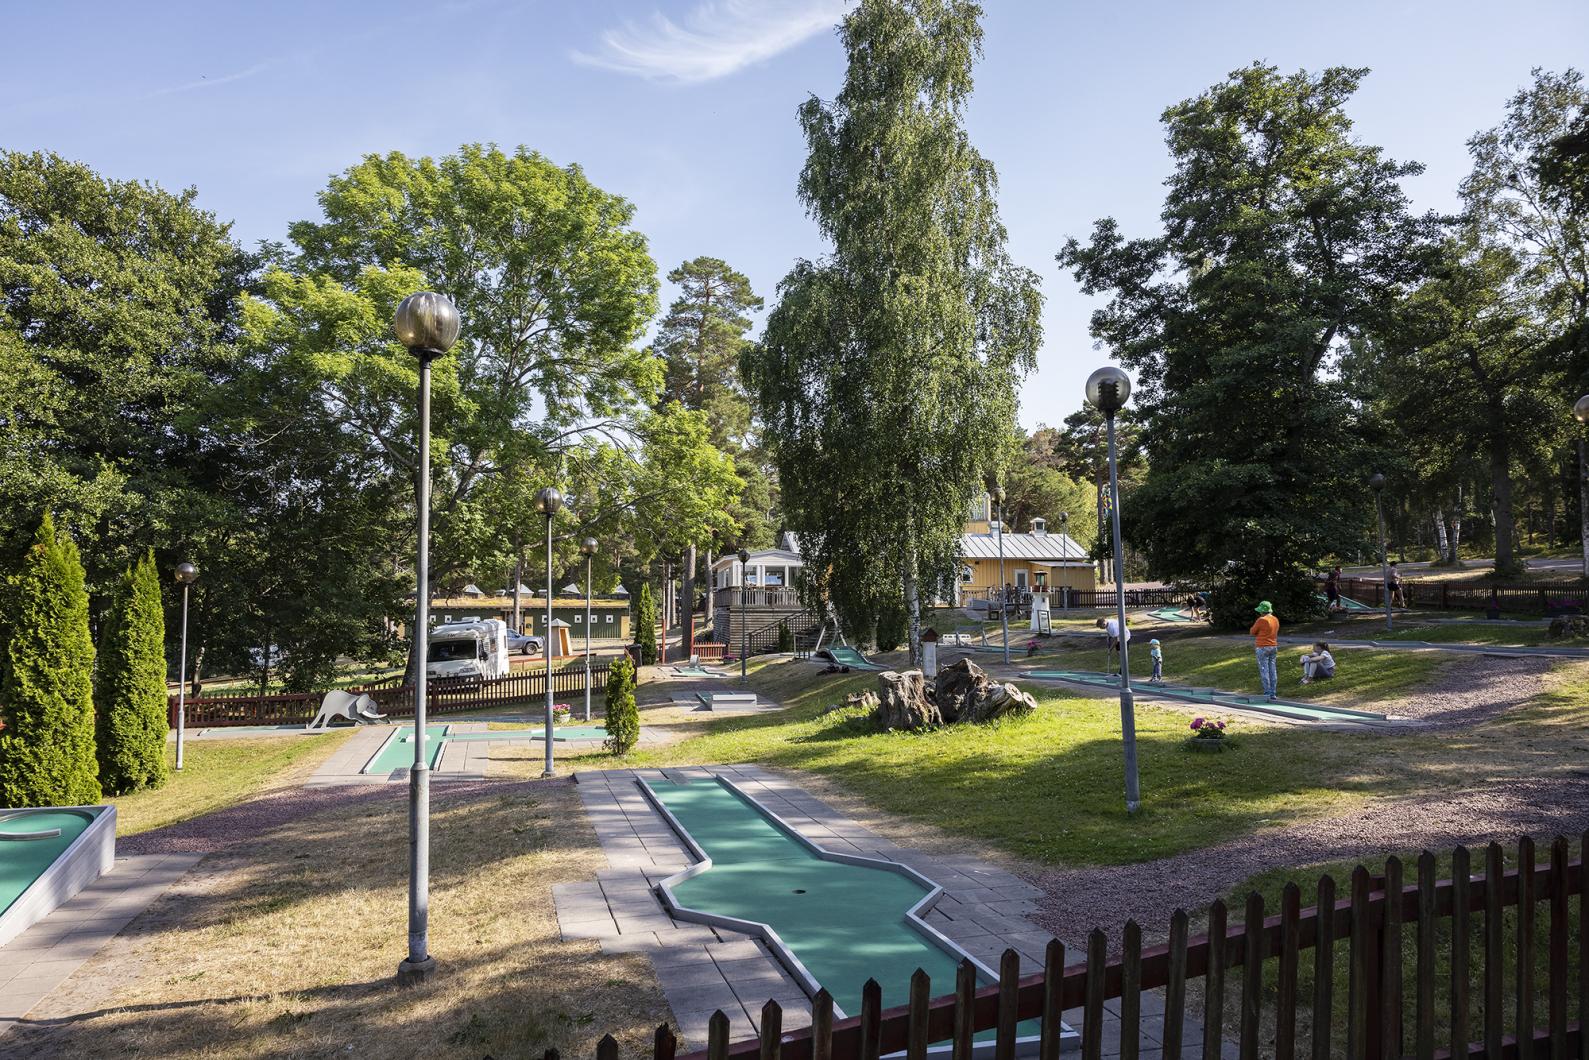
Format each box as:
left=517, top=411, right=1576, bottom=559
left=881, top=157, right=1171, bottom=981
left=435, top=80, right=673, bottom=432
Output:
left=363, top=725, right=450, bottom=773
left=1146, top=608, right=1197, bottom=622
left=649, top=778, right=1036, bottom=1040
left=1022, top=669, right=1387, bottom=723
left=824, top=646, right=882, bottom=670
left=0, top=809, right=93, bottom=916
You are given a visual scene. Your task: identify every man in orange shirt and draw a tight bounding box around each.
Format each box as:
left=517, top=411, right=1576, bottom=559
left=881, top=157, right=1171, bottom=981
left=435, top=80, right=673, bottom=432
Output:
left=1250, top=600, right=1280, bottom=701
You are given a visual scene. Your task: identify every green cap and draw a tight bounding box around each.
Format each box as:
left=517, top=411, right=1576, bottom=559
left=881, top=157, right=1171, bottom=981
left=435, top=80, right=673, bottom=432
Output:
left=1254, top=601, right=1273, bottom=614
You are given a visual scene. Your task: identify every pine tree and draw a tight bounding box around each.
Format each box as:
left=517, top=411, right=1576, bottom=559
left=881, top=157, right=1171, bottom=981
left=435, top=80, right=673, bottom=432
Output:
left=0, top=514, right=101, bottom=806
left=603, top=656, right=639, bottom=754
left=94, top=550, right=170, bottom=794
left=634, top=582, right=658, bottom=665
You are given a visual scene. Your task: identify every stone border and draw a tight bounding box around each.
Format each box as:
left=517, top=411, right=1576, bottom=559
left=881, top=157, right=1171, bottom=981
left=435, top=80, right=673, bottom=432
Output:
left=0, top=805, right=116, bottom=948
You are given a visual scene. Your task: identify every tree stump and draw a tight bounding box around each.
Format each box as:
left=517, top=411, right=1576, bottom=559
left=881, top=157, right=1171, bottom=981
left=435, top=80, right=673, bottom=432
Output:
left=932, top=659, right=1036, bottom=723
left=871, top=670, right=941, bottom=731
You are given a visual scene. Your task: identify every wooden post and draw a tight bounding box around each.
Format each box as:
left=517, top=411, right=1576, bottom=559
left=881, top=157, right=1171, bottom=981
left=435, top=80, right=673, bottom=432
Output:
left=1415, top=852, right=1436, bottom=1060
left=1239, top=894, right=1263, bottom=1060
left=860, top=979, right=882, bottom=1060
left=1041, top=939, right=1066, bottom=1060
left=1516, top=837, right=1536, bottom=1048
left=1277, top=884, right=1300, bottom=1060
left=953, top=960, right=975, bottom=1060
left=709, top=1010, right=731, bottom=1060
left=1204, top=901, right=1227, bottom=1060
left=1450, top=846, right=1471, bottom=1059
left=1381, top=856, right=1404, bottom=1060
left=908, top=969, right=930, bottom=1060
left=1122, top=921, right=1142, bottom=1060
left=597, top=1035, right=619, bottom=1060
left=760, top=1000, right=783, bottom=1060
left=1084, top=929, right=1106, bottom=1060
left=1484, top=843, right=1504, bottom=1058
left=655, top=1024, right=678, bottom=1060
left=997, top=949, right=1020, bottom=1060
left=1549, top=837, right=1569, bottom=1058
left=813, top=989, right=834, bottom=1060
left=1164, top=910, right=1188, bottom=1060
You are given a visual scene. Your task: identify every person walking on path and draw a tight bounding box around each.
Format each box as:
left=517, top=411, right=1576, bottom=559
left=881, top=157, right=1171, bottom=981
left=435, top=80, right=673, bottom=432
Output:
left=1325, top=567, right=1342, bottom=613
left=1387, top=562, right=1406, bottom=608
left=1250, top=601, right=1280, bottom=701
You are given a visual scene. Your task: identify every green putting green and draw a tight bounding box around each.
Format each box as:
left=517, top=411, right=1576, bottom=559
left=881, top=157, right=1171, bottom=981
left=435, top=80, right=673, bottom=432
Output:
left=363, top=724, right=450, bottom=773
left=824, top=646, right=881, bottom=670
left=648, top=778, right=1035, bottom=1040
left=671, top=664, right=728, bottom=677
left=1146, top=607, right=1197, bottom=623
left=1023, top=669, right=1388, bottom=724
left=1, top=809, right=93, bottom=916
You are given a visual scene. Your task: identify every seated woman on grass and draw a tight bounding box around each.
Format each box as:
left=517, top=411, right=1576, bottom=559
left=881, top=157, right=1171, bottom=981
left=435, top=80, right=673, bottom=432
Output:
left=1299, top=642, right=1335, bottom=685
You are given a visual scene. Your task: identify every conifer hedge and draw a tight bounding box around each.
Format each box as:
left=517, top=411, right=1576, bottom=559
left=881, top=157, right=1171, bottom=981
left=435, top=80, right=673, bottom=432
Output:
left=94, top=550, right=170, bottom=794
left=0, top=514, right=101, bottom=806
left=634, top=582, right=658, bottom=665
left=603, top=655, right=639, bottom=754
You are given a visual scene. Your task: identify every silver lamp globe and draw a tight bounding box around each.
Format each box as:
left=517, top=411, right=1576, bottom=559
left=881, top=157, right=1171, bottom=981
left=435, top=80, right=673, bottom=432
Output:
left=535, top=487, right=564, bottom=516
left=1575, top=394, right=1589, bottom=424
left=1369, top=473, right=1386, bottom=492
left=393, top=292, right=461, bottom=357
left=1085, top=366, right=1131, bottom=415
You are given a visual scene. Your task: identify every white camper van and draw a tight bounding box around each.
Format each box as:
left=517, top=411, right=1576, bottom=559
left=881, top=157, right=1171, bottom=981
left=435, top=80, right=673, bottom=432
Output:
left=425, top=619, right=510, bottom=681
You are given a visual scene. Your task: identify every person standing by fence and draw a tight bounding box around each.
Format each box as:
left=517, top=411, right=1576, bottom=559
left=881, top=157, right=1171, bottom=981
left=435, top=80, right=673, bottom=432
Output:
left=1250, top=601, right=1280, bottom=701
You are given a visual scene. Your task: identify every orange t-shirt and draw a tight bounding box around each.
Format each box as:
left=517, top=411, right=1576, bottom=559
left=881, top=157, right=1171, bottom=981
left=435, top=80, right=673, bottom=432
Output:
left=1250, top=614, right=1279, bottom=647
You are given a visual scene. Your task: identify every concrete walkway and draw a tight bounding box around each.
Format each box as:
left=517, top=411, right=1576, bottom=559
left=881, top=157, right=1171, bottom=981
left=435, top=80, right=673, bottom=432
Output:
left=559, top=765, right=1227, bottom=1058
left=0, top=852, right=202, bottom=1040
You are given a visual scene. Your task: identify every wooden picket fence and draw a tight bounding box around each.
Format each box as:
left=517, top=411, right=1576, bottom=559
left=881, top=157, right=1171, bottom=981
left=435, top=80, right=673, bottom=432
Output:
left=167, top=661, right=612, bottom=727
left=1337, top=577, right=1586, bottom=617
left=571, top=835, right=1584, bottom=1060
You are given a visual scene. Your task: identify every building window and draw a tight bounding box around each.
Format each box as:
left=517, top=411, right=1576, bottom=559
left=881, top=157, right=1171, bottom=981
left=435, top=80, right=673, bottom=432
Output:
left=574, top=614, right=582, bottom=623
left=1015, top=570, right=1029, bottom=590
left=960, top=564, right=974, bottom=583
left=605, top=614, right=614, bottom=623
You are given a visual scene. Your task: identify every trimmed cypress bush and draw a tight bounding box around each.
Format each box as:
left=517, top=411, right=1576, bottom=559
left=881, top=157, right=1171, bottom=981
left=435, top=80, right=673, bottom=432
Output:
left=776, top=621, right=794, bottom=654
left=0, top=514, right=101, bottom=807
left=603, top=655, right=639, bottom=754
left=634, top=582, right=658, bottom=665
left=94, top=550, right=170, bottom=794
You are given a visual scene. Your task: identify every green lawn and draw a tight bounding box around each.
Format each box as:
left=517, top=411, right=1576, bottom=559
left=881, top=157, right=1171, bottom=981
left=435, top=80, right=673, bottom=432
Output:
left=623, top=658, right=1442, bottom=867
left=1028, top=634, right=1450, bottom=705
left=108, top=731, right=353, bottom=836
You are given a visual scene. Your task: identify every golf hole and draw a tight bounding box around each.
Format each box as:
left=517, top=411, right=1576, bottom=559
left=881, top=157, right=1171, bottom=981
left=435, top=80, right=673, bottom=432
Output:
left=792, top=888, right=807, bottom=894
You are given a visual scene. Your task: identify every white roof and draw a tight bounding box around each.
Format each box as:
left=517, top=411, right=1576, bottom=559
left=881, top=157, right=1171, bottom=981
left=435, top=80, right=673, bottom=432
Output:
left=711, top=547, right=804, bottom=571
left=461, top=583, right=485, bottom=596
left=958, top=531, right=1088, bottom=563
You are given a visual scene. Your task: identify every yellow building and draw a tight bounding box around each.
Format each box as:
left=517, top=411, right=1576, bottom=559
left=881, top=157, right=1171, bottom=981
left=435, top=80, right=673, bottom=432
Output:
left=954, top=494, right=1094, bottom=607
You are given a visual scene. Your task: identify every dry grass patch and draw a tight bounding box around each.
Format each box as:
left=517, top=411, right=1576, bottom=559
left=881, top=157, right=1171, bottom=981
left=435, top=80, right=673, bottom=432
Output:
left=13, top=779, right=670, bottom=1059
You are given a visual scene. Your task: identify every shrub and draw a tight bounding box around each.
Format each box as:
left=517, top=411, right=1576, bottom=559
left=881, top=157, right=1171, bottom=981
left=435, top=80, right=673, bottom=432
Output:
left=603, top=656, right=639, bottom=754
left=94, top=550, right=171, bottom=794
left=776, top=621, right=794, bottom=654
left=1207, top=565, right=1322, bottom=630
left=635, top=583, right=658, bottom=665
left=0, top=514, right=102, bottom=806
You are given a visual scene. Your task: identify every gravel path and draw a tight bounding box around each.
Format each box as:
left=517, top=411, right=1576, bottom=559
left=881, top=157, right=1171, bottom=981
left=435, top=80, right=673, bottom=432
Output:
left=1380, top=652, right=1552, bottom=726
left=1028, top=774, right=1589, bottom=947
left=118, top=776, right=553, bottom=857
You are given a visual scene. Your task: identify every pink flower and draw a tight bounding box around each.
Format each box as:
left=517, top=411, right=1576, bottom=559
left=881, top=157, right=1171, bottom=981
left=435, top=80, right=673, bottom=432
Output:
left=1217, top=720, right=1226, bottom=730
left=1191, top=717, right=1204, bottom=730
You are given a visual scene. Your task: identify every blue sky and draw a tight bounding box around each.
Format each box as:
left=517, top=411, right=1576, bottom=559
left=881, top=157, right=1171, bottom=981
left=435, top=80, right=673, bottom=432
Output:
left=4, top=0, right=1586, bottom=428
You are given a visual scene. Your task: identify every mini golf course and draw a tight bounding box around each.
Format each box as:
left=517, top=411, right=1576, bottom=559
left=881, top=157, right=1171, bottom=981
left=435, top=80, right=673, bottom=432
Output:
left=362, top=724, right=611, bottom=773
left=1022, top=669, right=1392, bottom=725
left=0, top=806, right=116, bottom=948
left=640, top=775, right=1059, bottom=1047
left=670, top=664, right=729, bottom=678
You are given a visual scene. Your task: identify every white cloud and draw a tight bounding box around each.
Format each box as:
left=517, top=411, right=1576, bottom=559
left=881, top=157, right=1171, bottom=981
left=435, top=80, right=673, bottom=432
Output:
left=573, top=0, right=848, bottom=83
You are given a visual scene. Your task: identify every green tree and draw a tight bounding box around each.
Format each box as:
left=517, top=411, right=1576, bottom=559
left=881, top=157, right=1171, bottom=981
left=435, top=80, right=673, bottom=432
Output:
left=0, top=514, right=100, bottom=806
left=746, top=0, right=1043, bottom=664
left=634, top=582, right=658, bottom=665
left=603, top=655, right=639, bottom=754
left=654, top=256, right=776, bottom=550
left=1058, top=64, right=1437, bottom=625
left=94, top=550, right=170, bottom=793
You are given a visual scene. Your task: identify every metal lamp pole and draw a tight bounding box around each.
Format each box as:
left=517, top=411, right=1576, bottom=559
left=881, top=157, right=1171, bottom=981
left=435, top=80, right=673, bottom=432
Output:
left=1370, top=473, right=1392, bottom=632
left=581, top=537, right=597, bottom=722
left=994, top=486, right=1009, bottom=663
left=1575, top=396, right=1589, bottom=580
left=738, top=548, right=750, bottom=682
left=394, top=291, right=460, bottom=987
left=536, top=488, right=563, bottom=776
left=1086, top=366, right=1140, bottom=814
left=173, top=562, right=198, bottom=770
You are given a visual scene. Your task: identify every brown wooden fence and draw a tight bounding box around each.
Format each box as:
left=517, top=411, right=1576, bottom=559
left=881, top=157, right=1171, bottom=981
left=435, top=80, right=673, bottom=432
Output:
left=577, top=835, right=1584, bottom=1060
left=1337, top=577, right=1585, bottom=616
left=168, top=661, right=612, bottom=727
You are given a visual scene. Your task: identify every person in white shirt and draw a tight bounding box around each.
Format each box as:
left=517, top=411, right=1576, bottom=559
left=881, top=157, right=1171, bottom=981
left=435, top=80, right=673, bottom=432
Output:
left=1299, top=642, right=1335, bottom=684
left=1096, top=616, right=1131, bottom=675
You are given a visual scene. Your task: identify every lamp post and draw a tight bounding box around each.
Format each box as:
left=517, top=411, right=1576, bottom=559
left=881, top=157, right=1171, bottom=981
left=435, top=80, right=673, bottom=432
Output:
left=393, top=290, right=460, bottom=987
left=1058, top=512, right=1070, bottom=612
left=173, top=562, right=198, bottom=771
left=1369, top=473, right=1393, bottom=632
left=581, top=537, right=598, bottom=722
left=1575, top=396, right=1589, bottom=580
left=994, top=486, right=1009, bottom=664
left=738, top=548, right=750, bottom=682
left=1085, top=366, right=1139, bottom=814
left=536, top=487, right=563, bottom=776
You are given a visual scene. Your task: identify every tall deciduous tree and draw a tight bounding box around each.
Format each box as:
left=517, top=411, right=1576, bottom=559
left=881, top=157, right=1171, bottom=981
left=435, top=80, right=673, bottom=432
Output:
left=0, top=514, right=100, bottom=806
left=746, top=0, right=1042, bottom=663
left=1058, top=64, right=1437, bottom=625
left=94, top=550, right=170, bottom=793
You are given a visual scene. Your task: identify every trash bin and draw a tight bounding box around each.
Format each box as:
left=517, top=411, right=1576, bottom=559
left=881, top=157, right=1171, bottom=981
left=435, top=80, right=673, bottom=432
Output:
left=625, top=643, right=644, bottom=669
